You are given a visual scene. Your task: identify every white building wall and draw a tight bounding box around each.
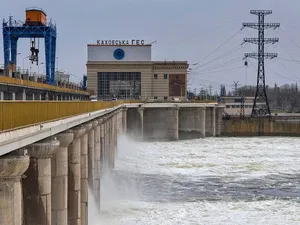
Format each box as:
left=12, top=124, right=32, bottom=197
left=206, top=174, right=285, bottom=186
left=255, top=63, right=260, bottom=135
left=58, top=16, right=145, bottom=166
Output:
left=87, top=45, right=151, bottom=61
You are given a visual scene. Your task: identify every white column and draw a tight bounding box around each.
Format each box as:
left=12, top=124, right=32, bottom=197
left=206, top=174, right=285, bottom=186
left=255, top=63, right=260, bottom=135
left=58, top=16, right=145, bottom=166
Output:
left=67, top=126, right=86, bottom=225
left=81, top=123, right=92, bottom=225
left=22, top=89, right=26, bottom=100
left=52, top=132, right=74, bottom=225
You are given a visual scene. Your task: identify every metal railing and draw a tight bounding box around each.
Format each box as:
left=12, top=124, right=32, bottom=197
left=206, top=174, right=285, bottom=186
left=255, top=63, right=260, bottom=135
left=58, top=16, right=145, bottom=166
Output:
left=0, top=99, right=217, bottom=132
left=0, top=100, right=126, bottom=132
left=0, top=76, right=91, bottom=95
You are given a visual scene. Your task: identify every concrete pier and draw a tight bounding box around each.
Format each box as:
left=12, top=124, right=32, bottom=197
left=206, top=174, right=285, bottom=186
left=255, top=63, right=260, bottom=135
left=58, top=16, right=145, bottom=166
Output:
left=23, top=138, right=60, bottom=225
left=215, top=107, right=223, bottom=137
left=94, top=119, right=102, bottom=208
left=51, top=132, right=74, bottom=225
left=81, top=123, right=92, bottom=225
left=122, top=107, right=127, bottom=133
left=103, top=116, right=110, bottom=171
left=205, top=107, right=216, bottom=137
left=107, top=115, right=113, bottom=170
left=179, top=107, right=206, bottom=139
left=68, top=126, right=86, bottom=225
left=126, top=103, right=224, bottom=140
left=143, top=107, right=179, bottom=141
left=0, top=149, right=29, bottom=225
left=100, top=118, right=105, bottom=174
left=88, top=120, right=98, bottom=202
left=126, top=107, right=143, bottom=139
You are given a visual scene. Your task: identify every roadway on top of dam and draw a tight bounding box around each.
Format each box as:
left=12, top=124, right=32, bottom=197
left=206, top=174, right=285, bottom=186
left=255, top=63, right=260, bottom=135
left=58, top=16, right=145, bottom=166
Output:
left=126, top=102, right=221, bottom=108
left=0, top=102, right=221, bottom=156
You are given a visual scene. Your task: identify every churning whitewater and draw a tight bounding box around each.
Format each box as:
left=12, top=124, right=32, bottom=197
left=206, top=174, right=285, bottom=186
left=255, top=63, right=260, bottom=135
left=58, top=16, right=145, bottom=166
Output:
left=89, top=136, right=300, bottom=225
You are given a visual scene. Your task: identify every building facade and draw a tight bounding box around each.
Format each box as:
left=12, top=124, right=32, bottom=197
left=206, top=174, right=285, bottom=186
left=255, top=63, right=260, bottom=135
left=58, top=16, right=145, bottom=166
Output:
left=221, top=96, right=264, bottom=116
left=86, top=40, right=188, bottom=100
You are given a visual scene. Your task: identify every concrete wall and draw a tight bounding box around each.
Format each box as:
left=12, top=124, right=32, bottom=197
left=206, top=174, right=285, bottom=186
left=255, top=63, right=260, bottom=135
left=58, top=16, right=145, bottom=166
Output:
left=127, top=103, right=224, bottom=141
left=205, top=107, right=216, bottom=137
left=143, top=107, right=179, bottom=141
left=126, top=107, right=143, bottom=140
left=179, top=107, right=205, bottom=139
left=222, top=117, right=300, bottom=136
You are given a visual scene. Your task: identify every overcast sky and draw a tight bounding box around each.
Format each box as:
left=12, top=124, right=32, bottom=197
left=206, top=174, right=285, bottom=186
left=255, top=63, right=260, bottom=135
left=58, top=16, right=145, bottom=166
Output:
left=1, top=0, right=300, bottom=93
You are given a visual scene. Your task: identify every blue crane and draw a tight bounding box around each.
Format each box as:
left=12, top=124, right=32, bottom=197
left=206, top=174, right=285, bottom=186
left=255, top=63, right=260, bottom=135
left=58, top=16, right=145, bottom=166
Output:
left=2, top=8, right=57, bottom=84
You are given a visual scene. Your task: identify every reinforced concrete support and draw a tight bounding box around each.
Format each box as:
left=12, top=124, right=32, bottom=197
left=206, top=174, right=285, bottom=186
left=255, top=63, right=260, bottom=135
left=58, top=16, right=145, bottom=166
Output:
left=143, top=107, right=179, bottom=141
left=106, top=115, right=112, bottom=170
left=94, top=119, right=101, bottom=208
left=100, top=118, right=105, bottom=174
left=118, top=109, right=123, bottom=136
left=112, top=112, right=117, bottom=168
left=81, top=123, right=92, bottom=225
left=109, top=114, right=115, bottom=169
left=126, top=107, right=143, bottom=140
left=215, top=107, right=223, bottom=137
left=88, top=120, right=98, bottom=200
left=179, top=107, right=206, bottom=139
left=122, top=107, right=127, bottom=133
left=205, top=107, right=216, bottom=137
left=51, top=132, right=74, bottom=225
left=103, top=116, right=110, bottom=172
left=110, top=114, right=114, bottom=169
left=68, top=126, right=86, bottom=225
left=0, top=149, right=30, bottom=225
left=23, top=138, right=60, bottom=225
left=22, top=89, right=26, bottom=100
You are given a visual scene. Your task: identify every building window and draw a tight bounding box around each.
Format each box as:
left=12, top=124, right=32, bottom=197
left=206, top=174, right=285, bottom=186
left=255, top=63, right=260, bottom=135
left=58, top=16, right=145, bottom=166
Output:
left=154, top=74, right=158, bottom=79
left=154, top=96, right=158, bottom=99
left=164, top=74, right=168, bottom=79
left=164, top=96, right=168, bottom=100
left=97, top=72, right=141, bottom=100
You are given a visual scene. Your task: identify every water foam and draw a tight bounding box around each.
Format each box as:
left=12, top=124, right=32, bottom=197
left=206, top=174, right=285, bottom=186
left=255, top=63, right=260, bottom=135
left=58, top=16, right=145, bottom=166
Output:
left=89, top=136, right=300, bottom=224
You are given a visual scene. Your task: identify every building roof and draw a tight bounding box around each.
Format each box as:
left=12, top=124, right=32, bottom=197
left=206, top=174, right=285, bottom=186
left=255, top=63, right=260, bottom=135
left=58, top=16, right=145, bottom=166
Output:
left=87, top=44, right=152, bottom=47
left=86, top=61, right=189, bottom=68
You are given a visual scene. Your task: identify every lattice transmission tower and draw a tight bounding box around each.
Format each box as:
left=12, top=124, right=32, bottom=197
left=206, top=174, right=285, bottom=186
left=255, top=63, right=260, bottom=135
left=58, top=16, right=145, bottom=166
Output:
left=243, top=10, right=280, bottom=117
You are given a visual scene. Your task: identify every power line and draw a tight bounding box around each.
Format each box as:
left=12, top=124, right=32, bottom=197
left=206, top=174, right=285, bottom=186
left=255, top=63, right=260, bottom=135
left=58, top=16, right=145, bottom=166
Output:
left=277, top=56, right=300, bottom=63
left=267, top=67, right=299, bottom=82
left=248, top=61, right=299, bottom=83
left=192, top=29, right=243, bottom=70
left=159, top=19, right=241, bottom=49
left=197, top=57, right=242, bottom=73
left=192, top=45, right=242, bottom=73
left=278, top=43, right=300, bottom=67
left=194, top=65, right=244, bottom=75
left=279, top=27, right=300, bottom=50
left=280, top=63, right=300, bottom=81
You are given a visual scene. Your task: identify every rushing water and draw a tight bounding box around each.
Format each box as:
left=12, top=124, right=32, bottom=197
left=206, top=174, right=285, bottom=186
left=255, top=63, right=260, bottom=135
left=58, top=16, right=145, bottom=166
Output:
left=89, top=136, right=300, bottom=225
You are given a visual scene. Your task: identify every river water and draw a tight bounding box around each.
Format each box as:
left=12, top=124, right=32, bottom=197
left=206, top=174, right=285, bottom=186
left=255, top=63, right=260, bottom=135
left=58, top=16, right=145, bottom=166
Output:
left=89, top=136, right=300, bottom=225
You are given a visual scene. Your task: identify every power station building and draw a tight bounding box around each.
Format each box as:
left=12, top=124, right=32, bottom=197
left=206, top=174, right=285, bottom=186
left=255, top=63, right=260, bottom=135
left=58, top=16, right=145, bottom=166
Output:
left=86, top=40, right=188, bottom=100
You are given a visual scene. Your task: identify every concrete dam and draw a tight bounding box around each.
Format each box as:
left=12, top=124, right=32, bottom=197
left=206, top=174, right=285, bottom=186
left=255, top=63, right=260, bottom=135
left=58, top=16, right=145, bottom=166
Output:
left=0, top=103, right=222, bottom=225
